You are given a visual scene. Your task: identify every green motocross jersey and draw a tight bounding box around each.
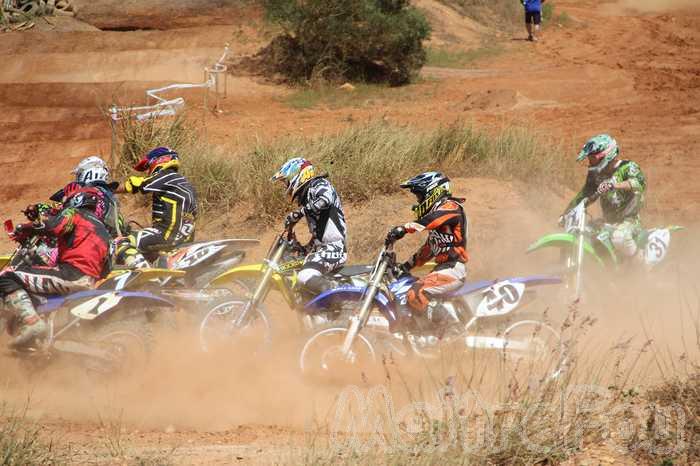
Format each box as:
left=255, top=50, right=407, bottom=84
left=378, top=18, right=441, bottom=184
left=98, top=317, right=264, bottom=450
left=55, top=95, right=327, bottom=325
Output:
left=566, top=160, right=646, bottom=224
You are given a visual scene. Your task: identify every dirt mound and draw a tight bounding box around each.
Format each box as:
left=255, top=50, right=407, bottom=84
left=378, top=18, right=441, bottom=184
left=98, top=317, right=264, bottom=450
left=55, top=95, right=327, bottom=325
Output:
left=414, top=0, right=489, bottom=48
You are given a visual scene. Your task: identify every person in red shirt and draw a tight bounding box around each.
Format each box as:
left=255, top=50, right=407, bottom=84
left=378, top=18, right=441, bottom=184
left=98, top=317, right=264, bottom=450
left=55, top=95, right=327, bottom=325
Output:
left=386, top=172, right=469, bottom=325
left=0, top=183, right=111, bottom=349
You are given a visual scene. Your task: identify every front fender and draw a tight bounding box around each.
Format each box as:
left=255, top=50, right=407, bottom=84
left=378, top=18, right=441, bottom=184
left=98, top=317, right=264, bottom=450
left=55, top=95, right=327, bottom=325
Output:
left=527, top=233, right=604, bottom=266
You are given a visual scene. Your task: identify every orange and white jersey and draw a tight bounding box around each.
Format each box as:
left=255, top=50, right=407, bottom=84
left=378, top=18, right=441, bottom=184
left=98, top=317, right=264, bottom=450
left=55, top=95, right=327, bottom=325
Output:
left=404, top=197, right=468, bottom=267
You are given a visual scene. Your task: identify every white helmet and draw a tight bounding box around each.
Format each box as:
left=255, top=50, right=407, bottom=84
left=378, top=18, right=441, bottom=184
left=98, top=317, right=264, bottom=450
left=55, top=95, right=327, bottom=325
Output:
left=73, top=156, right=110, bottom=184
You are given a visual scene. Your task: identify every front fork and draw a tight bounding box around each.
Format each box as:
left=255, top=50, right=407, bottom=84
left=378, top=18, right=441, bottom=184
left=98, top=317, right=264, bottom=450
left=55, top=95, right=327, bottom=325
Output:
left=341, top=260, right=388, bottom=357
left=233, top=243, right=286, bottom=328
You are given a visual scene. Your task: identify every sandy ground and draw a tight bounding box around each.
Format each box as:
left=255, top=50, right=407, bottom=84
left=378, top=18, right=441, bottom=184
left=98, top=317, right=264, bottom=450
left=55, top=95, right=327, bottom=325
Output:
left=0, top=0, right=699, bottom=463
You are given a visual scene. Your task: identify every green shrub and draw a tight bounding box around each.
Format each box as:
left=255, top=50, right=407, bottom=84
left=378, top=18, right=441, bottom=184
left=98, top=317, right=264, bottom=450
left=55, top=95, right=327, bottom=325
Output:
left=542, top=2, right=554, bottom=22
left=259, top=0, right=431, bottom=85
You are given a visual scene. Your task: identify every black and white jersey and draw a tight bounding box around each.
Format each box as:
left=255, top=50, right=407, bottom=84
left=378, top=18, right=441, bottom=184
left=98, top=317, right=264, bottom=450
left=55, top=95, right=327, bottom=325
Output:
left=299, top=177, right=346, bottom=246
left=140, top=169, right=197, bottom=240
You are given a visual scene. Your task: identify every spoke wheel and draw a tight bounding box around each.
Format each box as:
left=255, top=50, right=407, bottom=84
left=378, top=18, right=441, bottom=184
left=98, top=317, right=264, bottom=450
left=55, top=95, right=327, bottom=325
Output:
left=502, top=320, right=564, bottom=381
left=89, top=318, right=152, bottom=376
left=299, top=326, right=376, bottom=382
left=199, top=297, right=272, bottom=354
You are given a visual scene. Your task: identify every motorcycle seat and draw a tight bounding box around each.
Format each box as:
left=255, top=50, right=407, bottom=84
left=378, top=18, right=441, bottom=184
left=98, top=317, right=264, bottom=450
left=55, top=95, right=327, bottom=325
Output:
left=333, top=265, right=373, bottom=277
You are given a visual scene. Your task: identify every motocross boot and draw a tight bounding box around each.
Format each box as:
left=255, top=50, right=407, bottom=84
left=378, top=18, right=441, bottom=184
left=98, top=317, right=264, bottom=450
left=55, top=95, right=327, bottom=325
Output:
left=5, top=289, right=47, bottom=349
left=115, top=237, right=149, bottom=269
left=427, top=302, right=460, bottom=336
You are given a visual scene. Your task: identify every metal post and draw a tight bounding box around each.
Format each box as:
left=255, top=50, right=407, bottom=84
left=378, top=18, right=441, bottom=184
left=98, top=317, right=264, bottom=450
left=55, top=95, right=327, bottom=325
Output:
left=573, top=202, right=586, bottom=301
left=109, top=106, right=118, bottom=169
left=202, top=68, right=208, bottom=139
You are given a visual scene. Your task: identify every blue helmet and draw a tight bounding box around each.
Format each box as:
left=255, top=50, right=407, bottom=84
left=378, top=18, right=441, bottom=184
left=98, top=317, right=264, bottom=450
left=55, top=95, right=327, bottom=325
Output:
left=134, top=146, right=180, bottom=175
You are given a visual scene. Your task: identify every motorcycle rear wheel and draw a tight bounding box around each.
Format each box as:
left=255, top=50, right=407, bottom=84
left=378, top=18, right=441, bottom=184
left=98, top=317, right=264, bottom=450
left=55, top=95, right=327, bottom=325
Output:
left=502, top=320, right=564, bottom=380
left=88, top=317, right=153, bottom=376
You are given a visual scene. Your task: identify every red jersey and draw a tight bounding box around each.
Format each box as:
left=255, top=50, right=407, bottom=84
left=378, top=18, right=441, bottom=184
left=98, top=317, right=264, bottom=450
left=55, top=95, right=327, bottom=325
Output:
left=43, top=208, right=111, bottom=278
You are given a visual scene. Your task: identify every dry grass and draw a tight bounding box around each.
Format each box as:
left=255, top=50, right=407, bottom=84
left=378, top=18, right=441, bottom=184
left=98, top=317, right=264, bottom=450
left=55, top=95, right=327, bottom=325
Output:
left=112, top=115, right=576, bottom=224
left=286, top=298, right=700, bottom=465
left=0, top=404, right=65, bottom=465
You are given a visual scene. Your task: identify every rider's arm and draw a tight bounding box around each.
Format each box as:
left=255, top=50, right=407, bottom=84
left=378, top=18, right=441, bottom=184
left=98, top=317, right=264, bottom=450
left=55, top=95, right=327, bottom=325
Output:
left=615, top=162, right=645, bottom=193
left=39, top=208, right=77, bottom=237
left=404, top=240, right=433, bottom=269
left=302, top=183, right=333, bottom=214
left=613, top=180, right=634, bottom=191
left=118, top=176, right=147, bottom=195
left=564, top=171, right=599, bottom=213
left=402, top=204, right=461, bottom=268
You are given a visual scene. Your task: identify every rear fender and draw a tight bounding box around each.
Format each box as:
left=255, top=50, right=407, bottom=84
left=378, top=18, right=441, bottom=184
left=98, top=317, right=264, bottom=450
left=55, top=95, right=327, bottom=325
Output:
left=457, top=275, right=560, bottom=318
left=304, top=286, right=398, bottom=322
left=163, top=239, right=258, bottom=270
left=526, top=233, right=605, bottom=265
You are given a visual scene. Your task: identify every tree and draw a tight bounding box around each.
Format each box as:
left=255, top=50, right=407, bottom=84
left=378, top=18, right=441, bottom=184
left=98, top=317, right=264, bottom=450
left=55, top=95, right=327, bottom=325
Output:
left=261, top=0, right=431, bottom=86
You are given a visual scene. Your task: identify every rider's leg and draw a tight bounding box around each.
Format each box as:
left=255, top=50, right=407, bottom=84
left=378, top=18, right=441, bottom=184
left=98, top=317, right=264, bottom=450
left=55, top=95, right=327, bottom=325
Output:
left=0, top=263, right=94, bottom=348
left=298, top=268, right=331, bottom=294
left=298, top=241, right=347, bottom=295
left=611, top=219, right=641, bottom=259
left=116, top=228, right=167, bottom=269
left=3, top=289, right=46, bottom=348
left=407, top=262, right=466, bottom=324
left=117, top=221, right=196, bottom=269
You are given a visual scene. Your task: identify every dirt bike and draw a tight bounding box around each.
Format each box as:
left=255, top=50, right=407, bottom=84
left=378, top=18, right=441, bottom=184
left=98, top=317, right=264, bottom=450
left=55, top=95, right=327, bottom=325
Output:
left=0, top=221, right=178, bottom=375
left=198, top=228, right=375, bottom=353
left=118, top=220, right=259, bottom=289
left=526, top=198, right=684, bottom=300
left=299, top=237, right=563, bottom=380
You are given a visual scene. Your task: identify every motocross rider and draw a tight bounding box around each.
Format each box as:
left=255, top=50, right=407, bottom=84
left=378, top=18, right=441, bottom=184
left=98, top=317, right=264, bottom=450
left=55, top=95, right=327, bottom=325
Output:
left=386, top=172, right=468, bottom=326
left=70, top=155, right=122, bottom=237
left=0, top=184, right=112, bottom=349
left=20, top=157, right=119, bottom=267
left=563, top=134, right=646, bottom=260
left=271, top=157, right=347, bottom=294
left=114, top=147, right=198, bottom=268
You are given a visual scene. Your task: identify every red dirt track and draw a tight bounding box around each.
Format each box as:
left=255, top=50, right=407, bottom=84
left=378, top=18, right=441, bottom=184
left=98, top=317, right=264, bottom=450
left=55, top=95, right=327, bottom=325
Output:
left=0, top=0, right=699, bottom=463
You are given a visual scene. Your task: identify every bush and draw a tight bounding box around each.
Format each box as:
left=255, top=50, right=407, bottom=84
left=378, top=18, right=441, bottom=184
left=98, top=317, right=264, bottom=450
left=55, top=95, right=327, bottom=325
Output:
left=112, top=113, right=244, bottom=214
left=260, top=0, right=431, bottom=85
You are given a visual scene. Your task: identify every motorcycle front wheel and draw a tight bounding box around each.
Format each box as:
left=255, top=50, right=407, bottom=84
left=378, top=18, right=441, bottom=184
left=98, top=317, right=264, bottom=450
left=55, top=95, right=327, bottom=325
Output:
left=299, top=326, right=377, bottom=382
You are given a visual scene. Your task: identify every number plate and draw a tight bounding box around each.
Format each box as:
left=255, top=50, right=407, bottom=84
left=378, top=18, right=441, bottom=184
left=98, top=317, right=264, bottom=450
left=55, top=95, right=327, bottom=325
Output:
left=645, top=229, right=670, bottom=266
left=70, top=293, right=123, bottom=320
left=475, top=281, right=525, bottom=317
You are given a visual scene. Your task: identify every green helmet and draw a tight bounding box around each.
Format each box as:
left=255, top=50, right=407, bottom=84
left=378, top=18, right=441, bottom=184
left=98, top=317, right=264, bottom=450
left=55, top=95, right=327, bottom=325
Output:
left=576, top=134, right=619, bottom=173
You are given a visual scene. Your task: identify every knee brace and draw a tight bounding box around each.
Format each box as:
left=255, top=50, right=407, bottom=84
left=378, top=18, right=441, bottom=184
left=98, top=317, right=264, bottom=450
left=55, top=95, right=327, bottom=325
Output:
left=611, top=227, right=637, bottom=258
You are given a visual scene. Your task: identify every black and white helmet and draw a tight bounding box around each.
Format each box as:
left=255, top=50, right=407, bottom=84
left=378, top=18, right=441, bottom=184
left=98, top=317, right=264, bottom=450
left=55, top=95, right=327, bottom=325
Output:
left=73, top=155, right=110, bottom=185
left=400, top=171, right=451, bottom=219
